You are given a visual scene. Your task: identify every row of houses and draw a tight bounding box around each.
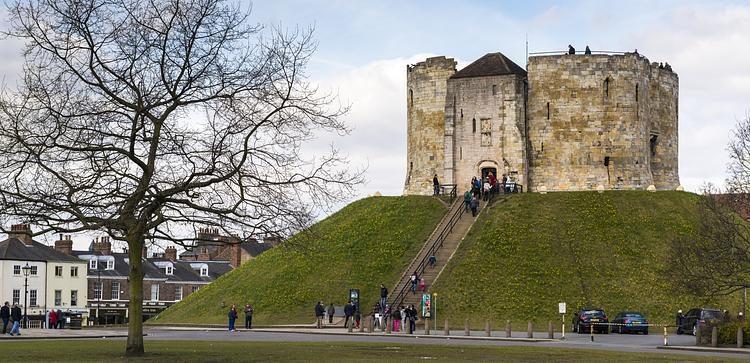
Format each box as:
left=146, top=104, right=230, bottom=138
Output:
left=0, top=224, right=275, bottom=325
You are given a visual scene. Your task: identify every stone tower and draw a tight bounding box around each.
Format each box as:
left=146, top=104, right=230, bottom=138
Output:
left=404, top=56, right=457, bottom=195
left=443, top=53, right=528, bottom=190
left=526, top=53, right=679, bottom=191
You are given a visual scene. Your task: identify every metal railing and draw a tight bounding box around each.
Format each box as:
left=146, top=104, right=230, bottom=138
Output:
left=389, top=198, right=465, bottom=307
left=440, top=184, right=458, bottom=203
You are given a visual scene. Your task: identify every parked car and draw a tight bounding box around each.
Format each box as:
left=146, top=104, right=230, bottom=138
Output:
left=573, top=307, right=609, bottom=334
left=676, top=308, right=723, bottom=336
left=610, top=312, right=649, bottom=334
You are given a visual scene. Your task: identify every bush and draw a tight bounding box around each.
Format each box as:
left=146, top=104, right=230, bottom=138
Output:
left=717, top=321, right=750, bottom=346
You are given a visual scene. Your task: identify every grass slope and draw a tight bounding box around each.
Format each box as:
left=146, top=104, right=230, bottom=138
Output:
left=154, top=196, right=447, bottom=325
left=431, top=191, right=736, bottom=328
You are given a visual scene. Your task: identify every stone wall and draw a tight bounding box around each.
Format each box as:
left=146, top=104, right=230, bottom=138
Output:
left=404, top=56, right=456, bottom=195
left=444, top=74, right=527, bottom=190
left=526, top=53, right=679, bottom=191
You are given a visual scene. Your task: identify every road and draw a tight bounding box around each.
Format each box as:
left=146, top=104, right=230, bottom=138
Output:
left=144, top=327, right=750, bottom=359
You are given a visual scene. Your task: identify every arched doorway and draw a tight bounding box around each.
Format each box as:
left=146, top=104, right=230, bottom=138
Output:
left=481, top=167, right=497, bottom=182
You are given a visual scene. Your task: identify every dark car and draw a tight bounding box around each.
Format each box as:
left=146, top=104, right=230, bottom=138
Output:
left=677, top=308, right=723, bottom=336
left=610, top=312, right=649, bottom=334
left=573, top=307, right=609, bottom=334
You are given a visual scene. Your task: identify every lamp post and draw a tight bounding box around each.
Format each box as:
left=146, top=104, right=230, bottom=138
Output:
left=22, top=263, right=31, bottom=329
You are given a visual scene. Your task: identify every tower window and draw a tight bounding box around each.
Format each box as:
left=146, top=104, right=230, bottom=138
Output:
left=546, top=102, right=550, bottom=119
left=492, top=85, right=497, bottom=95
left=635, top=84, right=639, bottom=101
left=472, top=118, right=476, bottom=133
left=409, top=89, right=413, bottom=106
left=650, top=135, right=658, bottom=156
left=604, top=78, right=610, bottom=98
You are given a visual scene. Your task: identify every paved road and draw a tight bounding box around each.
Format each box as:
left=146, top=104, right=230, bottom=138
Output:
left=144, top=327, right=750, bottom=359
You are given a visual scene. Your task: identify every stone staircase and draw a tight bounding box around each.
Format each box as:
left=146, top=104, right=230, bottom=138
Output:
left=388, top=193, right=491, bottom=309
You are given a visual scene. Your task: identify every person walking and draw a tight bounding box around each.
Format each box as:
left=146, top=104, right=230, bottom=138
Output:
left=432, top=174, right=440, bottom=196
left=400, top=306, right=407, bottom=334
left=676, top=309, right=685, bottom=329
left=410, top=271, right=419, bottom=294
left=380, top=284, right=388, bottom=310
left=227, top=304, right=238, bottom=332
left=482, top=178, right=490, bottom=201
left=9, top=303, right=22, bottom=336
left=470, top=195, right=479, bottom=217
left=418, top=278, right=426, bottom=293
left=502, top=174, right=508, bottom=194
left=391, top=306, right=401, bottom=332
left=409, top=305, right=418, bottom=334
left=1, top=302, right=9, bottom=334
left=315, top=301, right=325, bottom=328
left=488, top=172, right=497, bottom=196
left=57, top=308, right=64, bottom=329
left=344, top=300, right=354, bottom=328
left=473, top=177, right=481, bottom=197
left=463, top=189, right=472, bottom=212
left=327, top=303, right=336, bottom=324
left=49, top=309, right=57, bottom=329
left=244, top=304, right=254, bottom=329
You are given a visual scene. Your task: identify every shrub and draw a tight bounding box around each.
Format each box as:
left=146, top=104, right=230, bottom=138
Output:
left=717, top=321, right=750, bottom=346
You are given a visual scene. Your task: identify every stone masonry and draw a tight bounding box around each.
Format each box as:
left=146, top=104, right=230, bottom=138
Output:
left=404, top=51, right=680, bottom=194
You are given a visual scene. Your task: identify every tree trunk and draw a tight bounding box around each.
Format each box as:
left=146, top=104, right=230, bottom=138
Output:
left=126, top=236, right=146, bottom=356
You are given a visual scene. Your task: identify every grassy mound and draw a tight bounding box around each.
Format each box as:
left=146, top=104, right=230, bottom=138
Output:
left=153, top=196, right=447, bottom=325
left=431, top=191, right=736, bottom=328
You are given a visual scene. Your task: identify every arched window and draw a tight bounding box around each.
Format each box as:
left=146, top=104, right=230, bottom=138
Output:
left=604, top=78, right=610, bottom=98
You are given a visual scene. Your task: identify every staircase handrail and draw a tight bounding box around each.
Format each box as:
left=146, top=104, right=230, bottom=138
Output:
left=389, top=196, right=465, bottom=307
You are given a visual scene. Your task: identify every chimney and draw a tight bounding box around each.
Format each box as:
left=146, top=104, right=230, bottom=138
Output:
left=230, top=243, right=241, bottom=268
left=9, top=224, right=33, bottom=246
left=263, top=236, right=282, bottom=247
left=164, top=246, right=177, bottom=261
left=197, top=247, right=211, bottom=261
left=54, top=234, right=73, bottom=255
left=92, top=236, right=112, bottom=255
left=197, top=227, right=221, bottom=241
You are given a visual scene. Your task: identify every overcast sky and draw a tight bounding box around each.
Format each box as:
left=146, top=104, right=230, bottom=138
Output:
left=2, top=1, right=749, bottom=249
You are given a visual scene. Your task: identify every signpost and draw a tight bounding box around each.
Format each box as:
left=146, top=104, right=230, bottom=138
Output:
left=433, top=293, right=438, bottom=331
left=559, top=302, right=567, bottom=340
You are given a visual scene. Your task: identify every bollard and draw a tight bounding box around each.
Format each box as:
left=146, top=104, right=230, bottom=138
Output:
left=386, top=318, right=391, bottom=334
left=663, top=326, right=668, bottom=346
left=711, top=326, right=718, bottom=347
left=425, top=318, right=430, bottom=335
left=506, top=320, right=512, bottom=338
left=359, top=317, right=365, bottom=333
left=485, top=320, right=491, bottom=337
left=444, top=320, right=450, bottom=336
left=464, top=318, right=470, bottom=336
left=548, top=321, right=554, bottom=339
left=368, top=316, right=374, bottom=333
left=382, top=317, right=386, bottom=332
left=527, top=321, right=533, bottom=338
left=738, top=326, right=744, bottom=348
left=695, top=324, right=701, bottom=346
left=347, top=317, right=353, bottom=333
left=590, top=322, right=594, bottom=342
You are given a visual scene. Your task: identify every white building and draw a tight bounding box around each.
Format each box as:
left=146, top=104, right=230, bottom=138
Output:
left=0, top=225, right=88, bottom=324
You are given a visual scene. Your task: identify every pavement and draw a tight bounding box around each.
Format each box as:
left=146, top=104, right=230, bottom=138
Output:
left=3, top=325, right=750, bottom=359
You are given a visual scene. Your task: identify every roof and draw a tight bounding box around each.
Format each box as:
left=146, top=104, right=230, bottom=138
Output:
left=450, top=52, right=527, bottom=79
left=239, top=242, right=272, bottom=257
left=147, top=257, right=233, bottom=283
left=72, top=251, right=167, bottom=279
left=0, top=238, right=83, bottom=263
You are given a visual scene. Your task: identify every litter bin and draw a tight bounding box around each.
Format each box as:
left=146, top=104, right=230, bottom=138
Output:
left=68, top=313, right=83, bottom=330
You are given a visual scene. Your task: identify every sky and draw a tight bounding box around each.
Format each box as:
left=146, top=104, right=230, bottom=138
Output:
left=1, top=0, right=749, bottom=249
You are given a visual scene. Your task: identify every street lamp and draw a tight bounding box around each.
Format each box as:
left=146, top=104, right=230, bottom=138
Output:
left=22, top=263, right=31, bottom=329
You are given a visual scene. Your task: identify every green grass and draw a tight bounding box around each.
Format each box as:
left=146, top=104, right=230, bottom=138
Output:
left=4, top=340, right=746, bottom=362
left=153, top=196, right=447, bottom=325
left=431, top=191, right=739, bottom=329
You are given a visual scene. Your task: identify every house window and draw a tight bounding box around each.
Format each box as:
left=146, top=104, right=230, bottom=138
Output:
left=492, top=85, right=497, bottom=95
left=472, top=118, right=476, bottom=133
left=192, top=286, right=200, bottom=293
left=200, top=266, right=208, bottom=277
left=480, top=118, right=492, bottom=147
left=111, top=282, right=120, bottom=300
left=29, top=290, right=37, bottom=306
left=94, top=282, right=102, bottom=300
left=89, top=259, right=97, bottom=270
left=54, top=290, right=62, bottom=306
left=604, top=78, right=610, bottom=98
left=166, top=266, right=173, bottom=275
left=12, top=289, right=20, bottom=304
left=71, top=290, right=78, bottom=306
left=151, top=284, right=160, bottom=301
left=106, top=260, right=114, bottom=270
left=175, top=286, right=183, bottom=301
left=70, top=266, right=78, bottom=277
left=55, top=266, right=63, bottom=277
left=13, top=265, right=21, bottom=275
left=30, top=266, right=38, bottom=276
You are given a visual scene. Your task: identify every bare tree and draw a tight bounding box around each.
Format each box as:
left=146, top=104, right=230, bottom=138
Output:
left=0, top=0, right=360, bottom=356
left=727, top=115, right=750, bottom=194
